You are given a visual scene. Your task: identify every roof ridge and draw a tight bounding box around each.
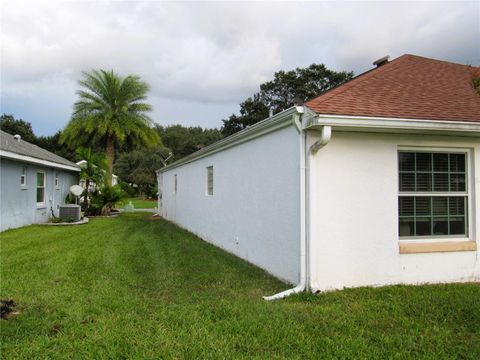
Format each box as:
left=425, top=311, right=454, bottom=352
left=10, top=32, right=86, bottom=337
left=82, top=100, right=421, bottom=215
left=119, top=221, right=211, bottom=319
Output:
left=306, top=54, right=409, bottom=106
left=402, top=53, right=480, bottom=69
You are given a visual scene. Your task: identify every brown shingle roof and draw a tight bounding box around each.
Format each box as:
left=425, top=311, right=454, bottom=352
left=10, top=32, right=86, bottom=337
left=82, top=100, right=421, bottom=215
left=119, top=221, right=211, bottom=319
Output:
left=305, top=54, right=480, bottom=123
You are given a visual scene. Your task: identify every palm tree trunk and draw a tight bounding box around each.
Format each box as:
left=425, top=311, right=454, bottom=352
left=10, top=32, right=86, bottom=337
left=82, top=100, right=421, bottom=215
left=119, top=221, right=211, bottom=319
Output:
left=83, top=179, right=90, bottom=211
left=106, top=136, right=114, bottom=186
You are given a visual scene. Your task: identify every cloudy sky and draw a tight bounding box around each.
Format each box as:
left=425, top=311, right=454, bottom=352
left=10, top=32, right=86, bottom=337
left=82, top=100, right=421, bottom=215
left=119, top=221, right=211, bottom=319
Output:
left=1, top=0, right=479, bottom=136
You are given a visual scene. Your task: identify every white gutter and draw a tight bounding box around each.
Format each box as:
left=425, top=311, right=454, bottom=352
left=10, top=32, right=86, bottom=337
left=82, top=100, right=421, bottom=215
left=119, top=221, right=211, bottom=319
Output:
left=305, top=114, right=480, bottom=135
left=0, top=150, right=80, bottom=172
left=157, top=107, right=300, bottom=174
left=263, top=113, right=332, bottom=300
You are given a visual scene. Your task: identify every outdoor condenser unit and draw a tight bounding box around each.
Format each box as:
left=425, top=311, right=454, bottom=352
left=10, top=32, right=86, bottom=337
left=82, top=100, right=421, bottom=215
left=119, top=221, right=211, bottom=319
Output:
left=59, top=204, right=81, bottom=222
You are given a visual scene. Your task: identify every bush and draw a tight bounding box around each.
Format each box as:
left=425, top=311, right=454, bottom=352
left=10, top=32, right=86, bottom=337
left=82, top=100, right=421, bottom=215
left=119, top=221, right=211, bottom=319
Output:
left=64, top=193, right=78, bottom=205
left=118, top=181, right=137, bottom=197
left=146, top=184, right=158, bottom=199
left=86, top=185, right=126, bottom=216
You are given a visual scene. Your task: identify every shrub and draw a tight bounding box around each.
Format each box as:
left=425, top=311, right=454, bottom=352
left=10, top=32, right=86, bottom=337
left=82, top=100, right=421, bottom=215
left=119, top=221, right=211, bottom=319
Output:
left=118, top=180, right=137, bottom=197
left=86, top=185, right=126, bottom=216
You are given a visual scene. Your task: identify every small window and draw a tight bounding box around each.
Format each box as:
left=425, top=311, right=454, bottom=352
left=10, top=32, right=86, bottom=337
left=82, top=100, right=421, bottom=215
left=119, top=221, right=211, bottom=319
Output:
left=20, top=167, right=27, bottom=186
left=36, top=171, right=46, bottom=205
left=398, top=151, right=468, bottom=238
left=174, top=174, right=177, bottom=194
left=206, top=166, right=214, bottom=196
left=55, top=172, right=60, bottom=189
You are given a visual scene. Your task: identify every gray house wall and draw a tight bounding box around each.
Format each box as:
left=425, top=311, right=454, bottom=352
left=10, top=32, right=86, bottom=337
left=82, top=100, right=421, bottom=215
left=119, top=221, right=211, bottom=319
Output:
left=0, top=158, right=79, bottom=231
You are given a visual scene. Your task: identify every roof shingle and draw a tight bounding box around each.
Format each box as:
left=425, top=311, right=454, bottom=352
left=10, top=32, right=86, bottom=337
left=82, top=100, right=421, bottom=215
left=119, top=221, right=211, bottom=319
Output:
left=305, top=54, right=480, bottom=123
left=0, top=130, right=79, bottom=169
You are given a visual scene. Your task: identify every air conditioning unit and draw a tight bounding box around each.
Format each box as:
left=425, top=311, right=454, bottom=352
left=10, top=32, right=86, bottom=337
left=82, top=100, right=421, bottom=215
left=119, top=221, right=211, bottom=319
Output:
left=59, top=204, right=81, bottom=222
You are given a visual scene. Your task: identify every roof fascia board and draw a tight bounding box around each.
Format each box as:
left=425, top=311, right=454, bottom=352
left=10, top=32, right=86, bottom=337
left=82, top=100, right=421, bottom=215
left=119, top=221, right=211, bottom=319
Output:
left=305, top=114, right=480, bottom=135
left=0, top=150, right=81, bottom=172
left=158, top=106, right=302, bottom=173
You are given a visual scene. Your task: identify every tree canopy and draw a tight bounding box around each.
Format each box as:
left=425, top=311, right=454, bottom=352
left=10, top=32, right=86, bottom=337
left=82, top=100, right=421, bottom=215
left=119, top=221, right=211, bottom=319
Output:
left=221, top=64, right=354, bottom=136
left=155, top=125, right=222, bottom=162
left=61, top=69, right=159, bottom=184
left=114, top=149, right=167, bottom=197
left=0, top=114, right=37, bottom=143
left=473, top=76, right=480, bottom=95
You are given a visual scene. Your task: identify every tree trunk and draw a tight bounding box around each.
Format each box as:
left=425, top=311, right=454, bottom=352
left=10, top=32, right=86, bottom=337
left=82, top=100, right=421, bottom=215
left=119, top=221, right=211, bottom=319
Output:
left=106, top=136, right=114, bottom=186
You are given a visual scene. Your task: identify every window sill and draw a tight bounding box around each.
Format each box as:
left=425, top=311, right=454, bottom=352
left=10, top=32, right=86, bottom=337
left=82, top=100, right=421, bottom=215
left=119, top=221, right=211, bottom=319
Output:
left=36, top=204, right=46, bottom=209
left=399, top=240, right=476, bottom=254
left=21, top=186, right=28, bottom=190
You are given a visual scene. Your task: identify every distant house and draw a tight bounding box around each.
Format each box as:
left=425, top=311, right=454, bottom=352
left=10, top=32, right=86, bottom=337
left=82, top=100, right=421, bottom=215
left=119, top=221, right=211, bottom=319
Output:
left=158, top=55, right=480, bottom=297
left=76, top=160, right=118, bottom=190
left=0, top=130, right=80, bottom=231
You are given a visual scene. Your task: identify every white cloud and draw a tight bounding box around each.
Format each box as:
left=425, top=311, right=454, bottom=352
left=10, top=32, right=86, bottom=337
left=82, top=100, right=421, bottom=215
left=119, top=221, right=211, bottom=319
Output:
left=1, top=0, right=478, bottom=134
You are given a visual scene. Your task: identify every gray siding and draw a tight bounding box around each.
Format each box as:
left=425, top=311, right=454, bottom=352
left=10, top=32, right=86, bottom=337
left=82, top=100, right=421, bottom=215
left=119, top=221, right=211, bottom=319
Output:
left=0, top=158, right=79, bottom=231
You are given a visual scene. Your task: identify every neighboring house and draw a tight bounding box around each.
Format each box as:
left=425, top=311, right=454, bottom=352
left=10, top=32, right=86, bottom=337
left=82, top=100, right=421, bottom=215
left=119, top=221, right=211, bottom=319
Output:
left=76, top=160, right=118, bottom=190
left=0, top=130, right=80, bottom=231
left=157, top=54, right=480, bottom=296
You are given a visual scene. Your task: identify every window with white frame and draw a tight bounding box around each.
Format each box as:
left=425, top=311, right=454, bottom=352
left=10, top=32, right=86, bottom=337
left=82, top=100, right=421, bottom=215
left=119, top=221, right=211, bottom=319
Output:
left=206, top=166, right=214, bottom=196
left=174, top=174, right=177, bottom=194
left=55, top=172, right=60, bottom=189
left=20, top=167, right=27, bottom=186
left=36, top=171, right=46, bottom=205
left=398, top=151, right=468, bottom=238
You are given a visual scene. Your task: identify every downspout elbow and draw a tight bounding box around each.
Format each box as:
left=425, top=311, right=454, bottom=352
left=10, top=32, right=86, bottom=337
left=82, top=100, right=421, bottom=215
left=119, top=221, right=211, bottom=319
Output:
left=310, top=125, right=332, bottom=154
left=292, top=106, right=304, bottom=134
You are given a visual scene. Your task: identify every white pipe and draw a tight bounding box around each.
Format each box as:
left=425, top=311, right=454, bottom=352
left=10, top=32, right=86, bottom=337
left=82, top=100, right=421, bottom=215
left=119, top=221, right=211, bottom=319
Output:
left=292, top=106, right=304, bottom=134
left=310, top=126, right=332, bottom=154
left=263, top=123, right=332, bottom=300
left=263, top=116, right=306, bottom=300
left=304, top=125, right=331, bottom=293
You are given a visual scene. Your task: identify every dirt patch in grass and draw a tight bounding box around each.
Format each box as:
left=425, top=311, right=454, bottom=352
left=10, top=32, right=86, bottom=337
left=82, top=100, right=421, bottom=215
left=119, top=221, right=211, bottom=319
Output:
left=48, top=324, right=62, bottom=336
left=1, top=299, right=19, bottom=319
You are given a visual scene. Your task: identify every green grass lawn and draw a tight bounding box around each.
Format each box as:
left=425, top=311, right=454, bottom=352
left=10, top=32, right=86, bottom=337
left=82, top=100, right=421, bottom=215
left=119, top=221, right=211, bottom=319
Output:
left=117, top=197, right=157, bottom=209
left=1, top=213, right=479, bottom=359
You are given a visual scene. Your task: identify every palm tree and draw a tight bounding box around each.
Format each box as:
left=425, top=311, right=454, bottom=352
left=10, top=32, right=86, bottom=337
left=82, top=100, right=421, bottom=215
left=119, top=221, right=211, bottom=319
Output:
left=76, top=147, right=107, bottom=211
left=61, top=70, right=159, bottom=184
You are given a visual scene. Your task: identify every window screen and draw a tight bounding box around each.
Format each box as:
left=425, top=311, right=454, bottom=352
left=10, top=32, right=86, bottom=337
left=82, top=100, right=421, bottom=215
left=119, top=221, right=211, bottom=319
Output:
left=398, top=151, right=468, bottom=237
left=37, top=171, right=45, bottom=204
left=21, top=167, right=27, bottom=186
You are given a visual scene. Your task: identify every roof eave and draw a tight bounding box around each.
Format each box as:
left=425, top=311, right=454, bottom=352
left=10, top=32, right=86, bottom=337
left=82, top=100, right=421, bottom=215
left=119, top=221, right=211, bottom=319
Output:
left=157, top=106, right=303, bottom=173
left=0, top=150, right=81, bottom=172
left=304, top=113, right=480, bottom=137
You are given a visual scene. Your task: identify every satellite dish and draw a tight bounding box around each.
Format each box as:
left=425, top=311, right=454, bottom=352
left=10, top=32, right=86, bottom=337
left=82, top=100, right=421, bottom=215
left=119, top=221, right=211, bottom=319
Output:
left=70, top=185, right=84, bottom=197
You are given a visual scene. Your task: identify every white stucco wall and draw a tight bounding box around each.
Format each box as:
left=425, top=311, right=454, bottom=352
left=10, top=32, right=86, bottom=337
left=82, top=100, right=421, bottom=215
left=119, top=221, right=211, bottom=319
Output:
left=309, top=131, right=479, bottom=291
left=159, top=125, right=301, bottom=283
left=0, top=158, right=79, bottom=231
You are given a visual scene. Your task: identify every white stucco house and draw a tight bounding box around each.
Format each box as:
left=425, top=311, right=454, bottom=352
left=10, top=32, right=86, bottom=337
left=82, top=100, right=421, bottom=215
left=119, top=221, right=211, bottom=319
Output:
left=157, top=54, right=480, bottom=298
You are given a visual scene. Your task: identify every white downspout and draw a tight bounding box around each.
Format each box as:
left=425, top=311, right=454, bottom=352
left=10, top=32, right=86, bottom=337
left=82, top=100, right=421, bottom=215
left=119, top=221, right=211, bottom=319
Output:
left=156, top=171, right=163, bottom=216
left=305, top=125, right=331, bottom=293
left=263, top=123, right=331, bottom=301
